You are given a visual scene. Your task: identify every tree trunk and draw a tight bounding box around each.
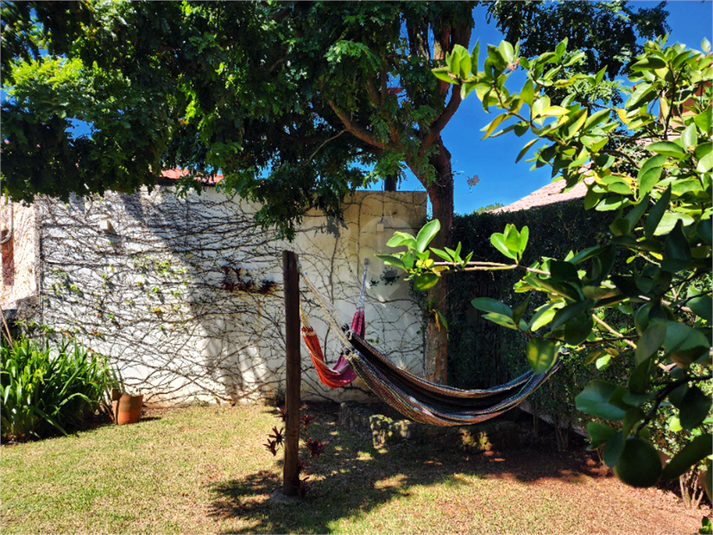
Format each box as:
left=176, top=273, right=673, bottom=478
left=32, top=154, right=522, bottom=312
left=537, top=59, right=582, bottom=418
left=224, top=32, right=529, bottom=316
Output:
left=422, top=139, right=453, bottom=384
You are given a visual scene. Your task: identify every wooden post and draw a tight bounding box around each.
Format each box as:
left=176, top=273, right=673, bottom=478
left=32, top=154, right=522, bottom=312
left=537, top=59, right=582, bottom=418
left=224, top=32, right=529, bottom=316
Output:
left=282, top=251, right=301, bottom=496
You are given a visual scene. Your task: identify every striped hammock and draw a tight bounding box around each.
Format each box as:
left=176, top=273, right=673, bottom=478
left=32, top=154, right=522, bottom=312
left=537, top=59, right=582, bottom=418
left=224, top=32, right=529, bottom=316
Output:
left=300, top=272, right=561, bottom=427
left=299, top=264, right=368, bottom=389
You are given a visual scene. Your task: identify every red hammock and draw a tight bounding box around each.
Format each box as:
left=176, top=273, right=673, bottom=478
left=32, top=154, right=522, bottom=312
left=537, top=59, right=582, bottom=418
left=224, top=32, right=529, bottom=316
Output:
left=300, top=267, right=367, bottom=388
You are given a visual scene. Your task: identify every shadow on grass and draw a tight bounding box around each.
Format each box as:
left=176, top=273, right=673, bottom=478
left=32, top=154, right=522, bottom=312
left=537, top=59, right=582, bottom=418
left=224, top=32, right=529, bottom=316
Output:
left=207, top=404, right=606, bottom=534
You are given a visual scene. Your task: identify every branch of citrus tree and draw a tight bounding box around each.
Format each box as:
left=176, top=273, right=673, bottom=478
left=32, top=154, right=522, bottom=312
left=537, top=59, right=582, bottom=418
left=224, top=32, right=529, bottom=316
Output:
left=636, top=373, right=713, bottom=435
left=604, top=147, right=643, bottom=171
left=592, top=314, right=637, bottom=349
left=432, top=261, right=550, bottom=277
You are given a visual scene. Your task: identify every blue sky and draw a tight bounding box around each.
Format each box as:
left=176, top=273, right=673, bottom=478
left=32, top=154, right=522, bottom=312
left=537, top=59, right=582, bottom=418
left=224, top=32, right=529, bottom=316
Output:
left=369, top=0, right=713, bottom=215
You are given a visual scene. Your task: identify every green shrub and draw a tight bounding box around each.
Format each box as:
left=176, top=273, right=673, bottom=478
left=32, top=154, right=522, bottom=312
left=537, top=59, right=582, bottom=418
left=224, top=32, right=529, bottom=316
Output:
left=447, top=201, right=615, bottom=389
left=1, top=336, right=116, bottom=442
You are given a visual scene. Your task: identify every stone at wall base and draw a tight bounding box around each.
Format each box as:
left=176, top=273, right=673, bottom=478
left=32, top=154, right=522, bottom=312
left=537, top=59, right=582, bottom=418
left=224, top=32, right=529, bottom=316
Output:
left=340, top=401, right=522, bottom=452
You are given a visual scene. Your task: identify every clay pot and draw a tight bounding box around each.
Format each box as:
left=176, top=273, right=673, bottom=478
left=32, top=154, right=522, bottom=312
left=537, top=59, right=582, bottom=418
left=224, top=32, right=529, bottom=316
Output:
left=115, top=393, right=143, bottom=425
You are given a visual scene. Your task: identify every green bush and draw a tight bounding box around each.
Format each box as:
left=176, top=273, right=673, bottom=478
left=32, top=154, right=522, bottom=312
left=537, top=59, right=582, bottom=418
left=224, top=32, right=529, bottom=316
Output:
left=447, top=201, right=615, bottom=389
left=1, top=336, right=116, bottom=442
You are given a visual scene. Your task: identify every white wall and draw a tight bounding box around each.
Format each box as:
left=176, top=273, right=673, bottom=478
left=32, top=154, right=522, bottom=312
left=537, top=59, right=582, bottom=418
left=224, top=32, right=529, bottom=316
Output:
left=30, top=187, right=427, bottom=404
left=1, top=199, right=39, bottom=306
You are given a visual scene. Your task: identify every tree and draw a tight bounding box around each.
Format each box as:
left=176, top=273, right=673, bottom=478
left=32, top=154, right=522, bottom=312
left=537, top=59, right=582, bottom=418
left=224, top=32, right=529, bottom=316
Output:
left=486, top=0, right=670, bottom=79
left=1, top=1, right=668, bottom=384
left=378, top=37, right=712, bottom=492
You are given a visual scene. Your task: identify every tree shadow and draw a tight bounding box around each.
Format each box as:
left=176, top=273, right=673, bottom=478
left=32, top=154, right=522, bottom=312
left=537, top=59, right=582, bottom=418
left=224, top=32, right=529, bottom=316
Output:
left=207, top=404, right=608, bottom=534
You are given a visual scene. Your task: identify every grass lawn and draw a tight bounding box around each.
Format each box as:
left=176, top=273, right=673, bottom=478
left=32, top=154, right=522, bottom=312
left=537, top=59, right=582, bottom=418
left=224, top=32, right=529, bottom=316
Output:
left=1, top=403, right=707, bottom=534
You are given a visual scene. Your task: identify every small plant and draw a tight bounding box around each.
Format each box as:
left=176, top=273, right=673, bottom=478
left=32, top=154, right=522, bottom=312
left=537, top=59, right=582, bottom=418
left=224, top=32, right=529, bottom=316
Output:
left=264, top=405, right=325, bottom=497
left=221, top=265, right=276, bottom=294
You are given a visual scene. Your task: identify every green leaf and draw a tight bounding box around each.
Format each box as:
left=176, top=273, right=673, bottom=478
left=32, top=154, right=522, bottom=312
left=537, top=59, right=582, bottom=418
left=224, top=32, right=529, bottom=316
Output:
left=646, top=141, right=686, bottom=159
left=436, top=310, right=449, bottom=334
left=483, top=312, right=519, bottom=330
left=694, top=106, right=712, bottom=133
left=679, top=387, right=712, bottom=430
left=603, top=431, right=625, bottom=468
left=481, top=114, right=507, bottom=140
left=512, top=296, right=530, bottom=326
left=563, top=108, right=588, bottom=139
left=471, top=40, right=480, bottom=72
left=623, top=407, right=645, bottom=436
left=521, top=79, right=534, bottom=107
left=583, top=108, right=611, bottom=132
left=628, top=359, right=651, bottom=394
left=515, top=138, right=539, bottom=164
left=490, top=232, right=518, bottom=261
left=415, top=220, right=440, bottom=253
left=530, top=301, right=561, bottom=332
left=413, top=273, right=439, bottom=291
left=594, top=66, right=607, bottom=85
left=644, top=185, right=671, bottom=239
left=526, top=337, right=558, bottom=374
left=551, top=299, right=592, bottom=330
left=688, top=294, right=713, bottom=323
left=635, top=322, right=667, bottom=365
left=576, top=380, right=629, bottom=420
left=630, top=56, right=667, bottom=70
left=499, top=40, right=514, bottom=63
left=549, top=260, right=579, bottom=282
left=374, top=254, right=406, bottom=270
left=696, top=216, right=712, bottom=245
left=386, top=231, right=417, bottom=249
left=681, top=123, right=699, bottom=150
left=429, top=248, right=453, bottom=263
left=661, top=220, right=692, bottom=273
left=587, top=422, right=618, bottom=450
left=470, top=297, right=513, bottom=318
left=661, top=434, right=713, bottom=480
left=637, top=154, right=666, bottom=197
left=660, top=320, right=710, bottom=368
left=669, top=383, right=689, bottom=409
left=697, top=149, right=713, bottom=173
left=432, top=67, right=455, bottom=84
left=564, top=313, right=593, bottom=345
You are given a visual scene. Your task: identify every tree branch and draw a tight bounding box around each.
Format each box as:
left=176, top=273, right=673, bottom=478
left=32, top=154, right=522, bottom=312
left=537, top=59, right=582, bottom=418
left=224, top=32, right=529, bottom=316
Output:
left=422, top=88, right=463, bottom=150
left=328, top=100, right=386, bottom=149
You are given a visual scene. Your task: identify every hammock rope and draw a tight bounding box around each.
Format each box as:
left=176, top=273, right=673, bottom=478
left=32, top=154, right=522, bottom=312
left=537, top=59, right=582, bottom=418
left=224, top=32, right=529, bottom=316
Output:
left=299, top=261, right=369, bottom=388
left=300, top=271, right=561, bottom=426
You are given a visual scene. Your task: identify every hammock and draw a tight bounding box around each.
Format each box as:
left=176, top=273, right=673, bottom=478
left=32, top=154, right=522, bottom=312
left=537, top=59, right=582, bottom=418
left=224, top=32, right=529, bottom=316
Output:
left=299, top=263, right=368, bottom=388
left=300, top=272, right=561, bottom=426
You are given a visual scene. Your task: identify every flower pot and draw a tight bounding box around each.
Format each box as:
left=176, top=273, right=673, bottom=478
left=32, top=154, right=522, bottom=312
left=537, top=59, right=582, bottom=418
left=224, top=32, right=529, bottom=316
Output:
left=116, top=393, right=143, bottom=425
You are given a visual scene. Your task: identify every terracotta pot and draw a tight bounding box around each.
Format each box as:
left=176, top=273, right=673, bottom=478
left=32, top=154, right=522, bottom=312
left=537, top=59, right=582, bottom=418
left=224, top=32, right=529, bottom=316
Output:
left=116, top=393, right=143, bottom=425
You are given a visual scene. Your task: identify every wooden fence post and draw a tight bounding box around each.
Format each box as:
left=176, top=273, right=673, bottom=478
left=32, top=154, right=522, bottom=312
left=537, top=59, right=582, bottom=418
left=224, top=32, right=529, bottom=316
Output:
left=282, top=250, right=301, bottom=496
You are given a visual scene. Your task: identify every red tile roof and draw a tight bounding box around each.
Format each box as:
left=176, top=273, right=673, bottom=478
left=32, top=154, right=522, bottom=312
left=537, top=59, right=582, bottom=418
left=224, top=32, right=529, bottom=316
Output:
left=160, top=168, right=223, bottom=185
left=490, top=177, right=591, bottom=213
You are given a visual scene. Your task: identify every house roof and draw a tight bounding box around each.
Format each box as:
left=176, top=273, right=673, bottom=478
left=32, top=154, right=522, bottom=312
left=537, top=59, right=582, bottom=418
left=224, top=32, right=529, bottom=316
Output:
left=490, top=178, right=591, bottom=213
left=160, top=168, right=223, bottom=185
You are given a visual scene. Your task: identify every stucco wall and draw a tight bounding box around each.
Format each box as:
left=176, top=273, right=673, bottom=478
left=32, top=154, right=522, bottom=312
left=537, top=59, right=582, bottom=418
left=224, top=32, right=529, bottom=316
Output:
left=30, top=187, right=427, bottom=404
left=1, top=199, right=39, bottom=307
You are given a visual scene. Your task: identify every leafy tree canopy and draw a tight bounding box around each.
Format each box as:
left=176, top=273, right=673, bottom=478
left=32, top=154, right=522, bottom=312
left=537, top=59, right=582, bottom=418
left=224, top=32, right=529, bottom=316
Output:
left=1, top=0, right=478, bottom=239
left=2, top=1, right=669, bottom=241
left=0, top=1, right=670, bottom=384
left=485, top=0, right=670, bottom=79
